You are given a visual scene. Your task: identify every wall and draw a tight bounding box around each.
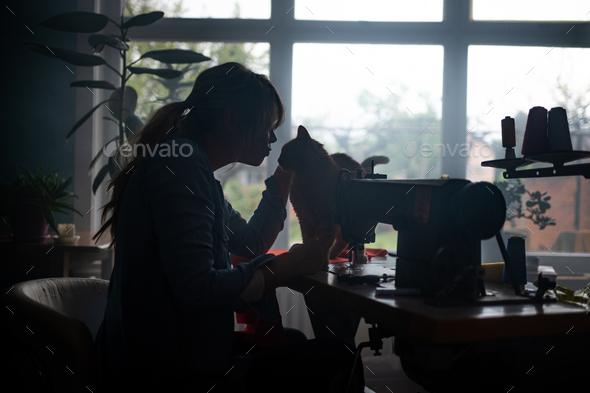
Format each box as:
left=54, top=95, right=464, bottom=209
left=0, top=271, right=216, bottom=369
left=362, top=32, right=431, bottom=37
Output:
left=1, top=0, right=80, bottom=233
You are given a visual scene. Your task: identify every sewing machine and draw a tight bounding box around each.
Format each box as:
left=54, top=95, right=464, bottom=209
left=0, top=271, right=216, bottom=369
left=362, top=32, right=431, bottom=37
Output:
left=335, top=174, right=506, bottom=296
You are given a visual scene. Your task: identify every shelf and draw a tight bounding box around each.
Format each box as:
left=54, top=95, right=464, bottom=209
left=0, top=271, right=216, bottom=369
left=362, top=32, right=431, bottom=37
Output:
left=481, top=150, right=590, bottom=179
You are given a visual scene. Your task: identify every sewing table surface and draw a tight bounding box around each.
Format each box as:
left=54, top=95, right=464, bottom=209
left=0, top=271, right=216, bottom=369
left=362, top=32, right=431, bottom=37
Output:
left=290, top=256, right=590, bottom=344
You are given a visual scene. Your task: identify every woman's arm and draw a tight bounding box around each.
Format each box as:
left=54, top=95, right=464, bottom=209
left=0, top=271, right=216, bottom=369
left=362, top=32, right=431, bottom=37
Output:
left=226, top=168, right=291, bottom=256
left=271, top=165, right=292, bottom=208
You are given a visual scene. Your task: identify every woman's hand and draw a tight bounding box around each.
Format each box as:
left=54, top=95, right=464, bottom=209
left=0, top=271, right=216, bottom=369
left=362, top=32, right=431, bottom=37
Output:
left=272, top=165, right=292, bottom=208
left=285, top=240, right=326, bottom=276
left=261, top=240, right=326, bottom=291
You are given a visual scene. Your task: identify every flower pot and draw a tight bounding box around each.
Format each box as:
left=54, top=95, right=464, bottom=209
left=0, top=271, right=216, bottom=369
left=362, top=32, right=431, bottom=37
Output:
left=7, top=203, right=50, bottom=243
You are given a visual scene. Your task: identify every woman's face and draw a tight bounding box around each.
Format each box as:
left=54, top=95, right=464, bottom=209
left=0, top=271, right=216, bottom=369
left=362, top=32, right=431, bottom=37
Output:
left=238, top=128, right=277, bottom=166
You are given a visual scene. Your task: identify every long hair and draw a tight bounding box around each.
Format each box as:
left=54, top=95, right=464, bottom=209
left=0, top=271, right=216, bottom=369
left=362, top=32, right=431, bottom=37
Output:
left=93, top=62, right=285, bottom=248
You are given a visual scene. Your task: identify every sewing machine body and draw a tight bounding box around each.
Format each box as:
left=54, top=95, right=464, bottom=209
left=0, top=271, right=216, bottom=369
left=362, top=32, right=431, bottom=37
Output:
left=336, top=178, right=506, bottom=295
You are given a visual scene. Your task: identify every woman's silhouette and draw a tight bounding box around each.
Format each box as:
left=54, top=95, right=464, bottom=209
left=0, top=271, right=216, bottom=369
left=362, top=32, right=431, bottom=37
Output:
left=93, top=62, right=364, bottom=392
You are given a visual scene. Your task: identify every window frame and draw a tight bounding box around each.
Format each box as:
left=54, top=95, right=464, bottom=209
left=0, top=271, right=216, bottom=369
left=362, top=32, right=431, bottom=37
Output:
left=82, top=0, right=590, bottom=247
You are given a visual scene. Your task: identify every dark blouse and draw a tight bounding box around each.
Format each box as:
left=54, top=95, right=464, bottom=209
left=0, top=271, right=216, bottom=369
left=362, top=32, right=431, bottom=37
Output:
left=96, top=135, right=286, bottom=385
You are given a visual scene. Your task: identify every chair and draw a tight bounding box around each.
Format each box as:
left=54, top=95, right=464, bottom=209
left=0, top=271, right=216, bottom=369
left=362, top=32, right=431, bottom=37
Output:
left=2, top=278, right=108, bottom=393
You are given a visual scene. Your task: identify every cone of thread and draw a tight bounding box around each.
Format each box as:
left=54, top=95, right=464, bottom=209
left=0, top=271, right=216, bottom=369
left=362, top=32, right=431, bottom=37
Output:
left=521, top=106, right=548, bottom=156
left=547, top=107, right=573, bottom=152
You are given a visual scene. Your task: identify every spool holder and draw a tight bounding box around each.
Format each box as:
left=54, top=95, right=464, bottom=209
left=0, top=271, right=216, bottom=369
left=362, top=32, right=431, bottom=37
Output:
left=482, top=151, right=590, bottom=179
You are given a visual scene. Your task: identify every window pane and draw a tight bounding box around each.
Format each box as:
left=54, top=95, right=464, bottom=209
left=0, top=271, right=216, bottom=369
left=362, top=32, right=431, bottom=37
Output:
left=468, top=45, right=590, bottom=264
left=472, top=0, right=590, bottom=21
left=126, top=0, right=271, bottom=19
left=290, top=43, right=444, bottom=249
left=295, top=0, right=443, bottom=22
left=126, top=41, right=270, bottom=220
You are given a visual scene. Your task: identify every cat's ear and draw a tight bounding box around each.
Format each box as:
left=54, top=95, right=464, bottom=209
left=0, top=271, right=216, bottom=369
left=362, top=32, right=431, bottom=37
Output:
left=297, top=125, right=311, bottom=139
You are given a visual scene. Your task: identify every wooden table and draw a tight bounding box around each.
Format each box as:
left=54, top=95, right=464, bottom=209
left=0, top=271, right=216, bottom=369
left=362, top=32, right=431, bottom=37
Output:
left=0, top=231, right=114, bottom=289
left=290, top=256, right=589, bottom=392
left=291, top=255, right=589, bottom=344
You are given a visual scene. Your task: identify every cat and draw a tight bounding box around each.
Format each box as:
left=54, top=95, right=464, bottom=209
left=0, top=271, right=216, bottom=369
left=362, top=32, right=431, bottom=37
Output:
left=278, top=125, right=389, bottom=265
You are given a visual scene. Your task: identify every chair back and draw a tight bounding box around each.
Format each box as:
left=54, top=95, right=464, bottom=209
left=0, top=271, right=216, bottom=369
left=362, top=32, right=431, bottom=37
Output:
left=2, top=277, right=109, bottom=392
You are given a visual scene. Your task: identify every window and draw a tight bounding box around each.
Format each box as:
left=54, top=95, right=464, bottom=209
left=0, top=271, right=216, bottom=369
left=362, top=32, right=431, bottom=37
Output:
left=294, top=0, right=443, bottom=22
left=291, top=43, right=443, bottom=248
left=127, top=1, right=271, bottom=19
left=115, top=0, right=589, bottom=263
left=472, top=0, right=590, bottom=21
left=468, top=46, right=590, bottom=275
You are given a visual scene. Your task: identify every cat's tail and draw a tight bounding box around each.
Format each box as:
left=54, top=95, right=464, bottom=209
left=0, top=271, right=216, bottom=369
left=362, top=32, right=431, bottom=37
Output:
left=361, top=155, right=390, bottom=175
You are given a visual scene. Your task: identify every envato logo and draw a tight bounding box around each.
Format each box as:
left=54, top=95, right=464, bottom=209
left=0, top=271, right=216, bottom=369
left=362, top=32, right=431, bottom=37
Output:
left=103, top=140, right=193, bottom=158
left=403, top=142, right=494, bottom=159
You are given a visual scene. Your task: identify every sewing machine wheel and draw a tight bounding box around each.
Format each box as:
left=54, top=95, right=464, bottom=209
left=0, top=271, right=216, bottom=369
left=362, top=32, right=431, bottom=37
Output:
left=431, top=243, right=472, bottom=289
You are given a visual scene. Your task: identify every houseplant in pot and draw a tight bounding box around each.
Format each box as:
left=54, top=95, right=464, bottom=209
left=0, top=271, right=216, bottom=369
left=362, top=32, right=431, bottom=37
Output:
left=0, top=167, right=82, bottom=243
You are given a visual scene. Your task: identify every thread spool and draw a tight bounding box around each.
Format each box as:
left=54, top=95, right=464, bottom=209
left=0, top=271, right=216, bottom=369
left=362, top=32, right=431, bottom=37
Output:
left=503, top=236, right=527, bottom=287
left=521, top=106, right=548, bottom=156
left=547, top=107, right=573, bottom=152
left=501, top=116, right=516, bottom=159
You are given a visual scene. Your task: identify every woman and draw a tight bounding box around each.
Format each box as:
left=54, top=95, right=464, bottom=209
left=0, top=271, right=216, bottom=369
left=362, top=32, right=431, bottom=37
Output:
left=93, top=62, right=364, bottom=392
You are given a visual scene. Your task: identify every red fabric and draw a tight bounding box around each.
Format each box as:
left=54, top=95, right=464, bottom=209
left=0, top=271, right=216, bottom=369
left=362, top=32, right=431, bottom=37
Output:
left=243, top=247, right=388, bottom=263
left=232, top=248, right=387, bottom=346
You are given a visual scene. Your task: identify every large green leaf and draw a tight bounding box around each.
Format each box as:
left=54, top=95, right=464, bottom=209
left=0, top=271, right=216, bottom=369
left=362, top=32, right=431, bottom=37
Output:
left=122, top=11, right=164, bottom=29
left=140, top=49, right=211, bottom=64
left=89, top=136, right=119, bottom=175
left=70, top=80, right=117, bottom=90
left=124, top=114, right=143, bottom=139
left=92, top=163, right=110, bottom=195
left=43, top=209, right=58, bottom=234
left=128, top=66, right=182, bottom=79
left=49, top=200, right=83, bottom=217
left=108, top=87, right=138, bottom=121
left=66, top=99, right=109, bottom=140
left=39, top=11, right=109, bottom=33
left=25, top=42, right=106, bottom=66
left=108, top=156, right=120, bottom=178
left=88, top=34, right=129, bottom=53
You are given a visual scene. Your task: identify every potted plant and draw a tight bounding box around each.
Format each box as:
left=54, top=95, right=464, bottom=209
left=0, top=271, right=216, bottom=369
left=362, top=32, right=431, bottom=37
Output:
left=0, top=167, right=82, bottom=243
left=24, top=10, right=211, bottom=194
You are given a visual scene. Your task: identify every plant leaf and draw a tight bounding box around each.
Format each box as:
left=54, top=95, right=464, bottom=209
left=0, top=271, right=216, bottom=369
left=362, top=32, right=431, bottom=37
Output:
left=25, top=42, right=106, bottom=66
left=108, top=156, right=120, bottom=178
left=43, top=209, right=58, bottom=234
left=71, top=80, right=117, bottom=90
left=50, top=201, right=83, bottom=217
left=66, top=99, right=109, bottom=140
left=89, top=136, right=119, bottom=175
left=102, top=116, right=119, bottom=126
left=92, top=163, right=110, bottom=195
left=88, top=34, right=129, bottom=52
left=108, top=87, right=138, bottom=121
left=122, top=11, right=164, bottom=29
left=140, top=49, right=211, bottom=64
left=39, top=11, right=109, bottom=33
left=128, top=66, right=182, bottom=79
left=124, top=114, right=143, bottom=139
